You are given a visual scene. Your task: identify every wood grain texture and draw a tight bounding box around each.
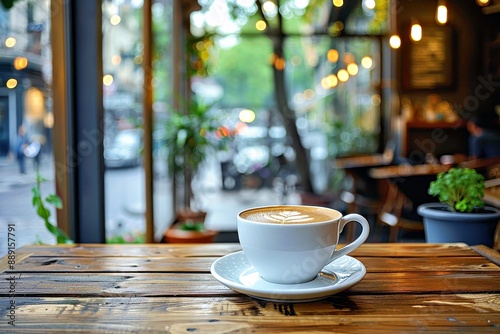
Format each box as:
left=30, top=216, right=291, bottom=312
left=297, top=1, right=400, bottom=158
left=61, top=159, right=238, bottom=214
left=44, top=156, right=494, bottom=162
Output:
left=6, top=254, right=497, bottom=273
left=0, top=243, right=499, bottom=333
left=0, top=296, right=498, bottom=333
left=1, top=271, right=499, bottom=297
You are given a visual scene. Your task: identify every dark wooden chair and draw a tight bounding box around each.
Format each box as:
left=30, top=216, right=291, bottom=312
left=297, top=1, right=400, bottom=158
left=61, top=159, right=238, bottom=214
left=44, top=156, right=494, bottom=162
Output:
left=335, top=141, right=395, bottom=242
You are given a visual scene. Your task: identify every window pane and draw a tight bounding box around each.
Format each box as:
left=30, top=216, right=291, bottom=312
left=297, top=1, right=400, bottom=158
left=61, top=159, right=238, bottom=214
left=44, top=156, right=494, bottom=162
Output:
left=181, top=1, right=385, bottom=234
left=101, top=0, right=176, bottom=243
left=152, top=0, right=175, bottom=240
left=303, top=37, right=381, bottom=157
left=0, top=0, right=55, bottom=253
left=102, top=0, right=146, bottom=243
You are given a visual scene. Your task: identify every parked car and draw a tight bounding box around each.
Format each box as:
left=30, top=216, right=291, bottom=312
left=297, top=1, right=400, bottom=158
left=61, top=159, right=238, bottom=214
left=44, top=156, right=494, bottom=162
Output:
left=220, top=125, right=288, bottom=190
left=104, top=129, right=143, bottom=168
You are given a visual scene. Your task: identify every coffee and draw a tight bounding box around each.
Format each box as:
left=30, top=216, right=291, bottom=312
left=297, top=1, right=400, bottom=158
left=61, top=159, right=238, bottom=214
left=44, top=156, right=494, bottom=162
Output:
left=237, top=205, right=370, bottom=283
left=240, top=205, right=340, bottom=224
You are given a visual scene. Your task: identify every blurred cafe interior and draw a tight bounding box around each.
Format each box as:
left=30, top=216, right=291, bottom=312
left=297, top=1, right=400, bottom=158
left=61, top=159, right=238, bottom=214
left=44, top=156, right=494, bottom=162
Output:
left=0, top=0, right=499, bottom=249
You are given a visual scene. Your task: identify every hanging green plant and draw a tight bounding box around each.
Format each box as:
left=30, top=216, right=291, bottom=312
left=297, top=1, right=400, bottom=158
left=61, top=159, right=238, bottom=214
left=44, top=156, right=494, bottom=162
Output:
left=32, top=169, right=74, bottom=244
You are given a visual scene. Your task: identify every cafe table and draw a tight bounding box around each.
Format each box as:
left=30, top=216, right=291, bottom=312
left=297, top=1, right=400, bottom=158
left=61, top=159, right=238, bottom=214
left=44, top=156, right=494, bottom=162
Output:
left=1, top=242, right=499, bottom=332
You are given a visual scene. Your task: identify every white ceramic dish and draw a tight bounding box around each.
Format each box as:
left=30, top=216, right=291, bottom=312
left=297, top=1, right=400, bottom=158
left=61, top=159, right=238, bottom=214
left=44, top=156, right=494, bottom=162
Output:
left=210, top=251, right=366, bottom=303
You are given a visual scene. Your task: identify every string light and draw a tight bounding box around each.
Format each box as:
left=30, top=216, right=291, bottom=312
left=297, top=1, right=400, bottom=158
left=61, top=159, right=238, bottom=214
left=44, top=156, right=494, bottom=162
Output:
left=389, top=35, right=401, bottom=49
left=436, top=0, right=448, bottom=25
left=410, top=20, right=422, bottom=42
left=476, top=0, right=490, bottom=6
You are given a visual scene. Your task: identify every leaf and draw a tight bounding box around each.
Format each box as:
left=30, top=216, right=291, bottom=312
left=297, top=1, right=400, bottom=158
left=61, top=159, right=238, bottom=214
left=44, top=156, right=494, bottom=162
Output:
left=46, top=194, right=63, bottom=209
left=37, top=205, right=51, bottom=220
left=45, top=221, right=73, bottom=244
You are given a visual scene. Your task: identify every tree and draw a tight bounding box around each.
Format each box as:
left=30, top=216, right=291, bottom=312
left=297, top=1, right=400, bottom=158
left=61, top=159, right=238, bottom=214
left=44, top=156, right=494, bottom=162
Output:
left=194, top=0, right=330, bottom=194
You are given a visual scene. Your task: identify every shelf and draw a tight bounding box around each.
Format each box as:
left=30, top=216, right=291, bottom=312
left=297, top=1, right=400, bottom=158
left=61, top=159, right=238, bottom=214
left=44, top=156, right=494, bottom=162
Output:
left=406, top=120, right=466, bottom=129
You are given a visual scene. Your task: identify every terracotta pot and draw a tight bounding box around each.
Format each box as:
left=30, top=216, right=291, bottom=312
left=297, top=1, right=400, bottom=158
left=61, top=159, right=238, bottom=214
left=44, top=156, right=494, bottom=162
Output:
left=164, top=224, right=218, bottom=244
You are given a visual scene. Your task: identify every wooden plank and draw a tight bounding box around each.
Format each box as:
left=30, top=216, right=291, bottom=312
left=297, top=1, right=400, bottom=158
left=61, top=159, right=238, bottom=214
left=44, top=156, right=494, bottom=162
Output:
left=2, top=295, right=498, bottom=317
left=2, top=315, right=498, bottom=333
left=0, top=252, right=33, bottom=273
left=11, top=243, right=475, bottom=259
left=6, top=255, right=498, bottom=273
left=1, top=271, right=499, bottom=297
left=350, top=243, right=476, bottom=258
left=7, top=256, right=218, bottom=273
left=359, top=256, right=498, bottom=272
left=472, top=245, right=500, bottom=267
left=0, top=295, right=498, bottom=333
left=13, top=243, right=242, bottom=258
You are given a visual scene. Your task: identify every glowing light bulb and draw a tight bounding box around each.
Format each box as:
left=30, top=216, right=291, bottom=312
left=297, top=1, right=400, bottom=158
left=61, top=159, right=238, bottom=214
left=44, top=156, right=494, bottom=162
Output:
left=476, top=0, right=490, bottom=6
left=337, top=69, right=349, bottom=82
left=13, top=57, right=28, bottom=70
left=410, top=22, right=422, bottom=42
left=361, top=56, right=373, bottom=69
left=239, top=109, right=256, bottom=123
left=389, top=35, right=401, bottom=49
left=333, top=0, right=343, bottom=8
left=436, top=1, right=447, bottom=25
left=327, top=49, right=339, bottom=63
left=347, top=63, right=359, bottom=76
left=103, top=74, right=114, bottom=86
left=6, top=78, right=18, bottom=89
left=110, top=14, right=121, bottom=25
left=364, top=0, right=375, bottom=10
left=5, top=37, right=16, bottom=48
left=256, top=20, right=266, bottom=31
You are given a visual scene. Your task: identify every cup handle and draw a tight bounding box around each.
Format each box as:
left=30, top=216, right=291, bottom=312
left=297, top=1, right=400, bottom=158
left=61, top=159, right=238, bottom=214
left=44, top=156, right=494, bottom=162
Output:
left=329, top=213, right=370, bottom=262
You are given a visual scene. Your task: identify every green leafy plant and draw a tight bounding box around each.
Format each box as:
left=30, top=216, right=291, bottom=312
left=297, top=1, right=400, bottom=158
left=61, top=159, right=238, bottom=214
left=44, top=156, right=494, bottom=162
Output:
left=163, top=96, right=231, bottom=212
left=179, top=221, right=205, bottom=232
left=32, top=170, right=73, bottom=244
left=428, top=167, right=485, bottom=213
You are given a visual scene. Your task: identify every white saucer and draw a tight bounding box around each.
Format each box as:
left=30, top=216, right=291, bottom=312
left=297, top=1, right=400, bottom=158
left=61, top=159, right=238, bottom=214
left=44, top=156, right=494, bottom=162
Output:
left=210, top=251, right=366, bottom=303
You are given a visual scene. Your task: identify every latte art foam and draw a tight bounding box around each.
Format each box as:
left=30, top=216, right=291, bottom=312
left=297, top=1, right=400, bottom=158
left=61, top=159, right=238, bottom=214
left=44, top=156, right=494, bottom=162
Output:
left=241, top=206, right=339, bottom=224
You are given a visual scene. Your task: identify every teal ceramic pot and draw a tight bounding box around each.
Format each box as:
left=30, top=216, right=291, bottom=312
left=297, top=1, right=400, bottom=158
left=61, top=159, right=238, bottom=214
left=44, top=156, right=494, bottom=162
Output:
left=417, top=203, right=500, bottom=247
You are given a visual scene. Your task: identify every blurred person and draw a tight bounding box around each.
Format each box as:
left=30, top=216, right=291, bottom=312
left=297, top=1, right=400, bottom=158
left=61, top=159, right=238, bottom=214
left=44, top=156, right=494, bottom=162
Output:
left=467, top=109, right=500, bottom=159
left=16, top=125, right=28, bottom=174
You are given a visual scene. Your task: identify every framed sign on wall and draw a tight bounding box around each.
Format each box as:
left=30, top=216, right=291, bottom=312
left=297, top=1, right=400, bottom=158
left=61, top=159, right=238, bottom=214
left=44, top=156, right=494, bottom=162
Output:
left=402, top=24, right=455, bottom=90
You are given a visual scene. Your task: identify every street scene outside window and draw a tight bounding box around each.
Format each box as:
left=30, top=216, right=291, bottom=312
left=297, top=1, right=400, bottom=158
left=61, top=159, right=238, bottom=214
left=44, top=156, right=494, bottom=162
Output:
left=0, top=0, right=388, bottom=250
left=0, top=0, right=56, bottom=250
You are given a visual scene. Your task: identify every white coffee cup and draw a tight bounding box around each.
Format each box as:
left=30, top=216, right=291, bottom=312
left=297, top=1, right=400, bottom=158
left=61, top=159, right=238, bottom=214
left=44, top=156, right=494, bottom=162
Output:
left=237, top=205, right=370, bottom=284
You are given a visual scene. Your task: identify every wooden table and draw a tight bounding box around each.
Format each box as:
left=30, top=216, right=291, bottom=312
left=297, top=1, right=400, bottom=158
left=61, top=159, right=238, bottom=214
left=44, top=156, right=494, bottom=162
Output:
left=368, top=163, right=450, bottom=180
left=1, top=243, right=500, bottom=332
left=485, top=178, right=500, bottom=209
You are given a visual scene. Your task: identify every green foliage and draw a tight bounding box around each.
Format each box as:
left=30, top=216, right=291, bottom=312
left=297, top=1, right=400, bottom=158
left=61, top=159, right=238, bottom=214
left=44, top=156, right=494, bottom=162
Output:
left=428, top=168, right=485, bottom=213
left=164, top=97, right=230, bottom=178
left=107, top=231, right=145, bottom=244
left=212, top=36, right=274, bottom=108
left=179, top=221, right=205, bottom=232
left=32, top=170, right=73, bottom=244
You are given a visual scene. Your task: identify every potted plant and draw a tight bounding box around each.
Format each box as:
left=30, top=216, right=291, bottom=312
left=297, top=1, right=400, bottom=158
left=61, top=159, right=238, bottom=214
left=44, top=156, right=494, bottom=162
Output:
left=417, top=167, right=500, bottom=247
left=162, top=96, right=229, bottom=241
left=163, top=220, right=218, bottom=243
